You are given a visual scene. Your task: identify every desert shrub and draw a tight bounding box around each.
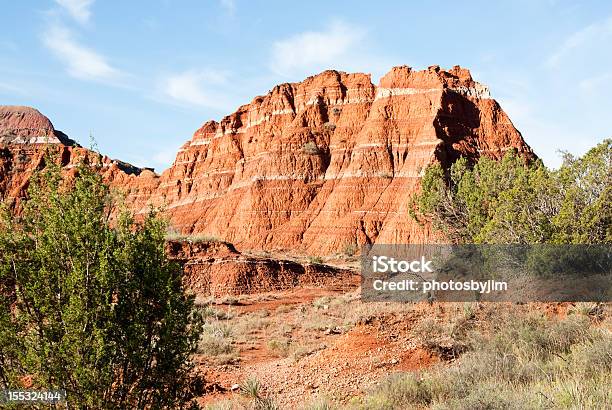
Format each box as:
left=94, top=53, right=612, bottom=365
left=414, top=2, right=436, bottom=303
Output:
left=204, top=399, right=239, bottom=410
left=191, top=234, right=223, bottom=242
left=267, top=338, right=292, bottom=357
left=323, top=122, right=336, bottom=131
left=413, top=311, right=476, bottom=360
left=291, top=344, right=325, bottom=361
left=568, top=302, right=606, bottom=320
left=275, top=304, right=292, bottom=314
left=313, top=296, right=333, bottom=310
left=304, top=398, right=336, bottom=410
left=411, top=139, right=611, bottom=244
left=359, top=312, right=610, bottom=409
left=239, top=378, right=278, bottom=410
left=341, top=243, right=358, bottom=256
left=198, top=322, right=234, bottom=356
left=485, top=315, right=591, bottom=360
left=220, top=295, right=240, bottom=305
left=430, top=383, right=531, bottom=410
left=363, top=373, right=440, bottom=407
left=232, top=311, right=271, bottom=343
left=570, top=337, right=612, bottom=375
left=0, top=157, right=201, bottom=408
left=199, top=304, right=234, bottom=320
left=303, top=141, right=321, bottom=155
left=254, top=397, right=278, bottom=410
left=308, top=256, right=324, bottom=265
left=240, top=378, right=262, bottom=400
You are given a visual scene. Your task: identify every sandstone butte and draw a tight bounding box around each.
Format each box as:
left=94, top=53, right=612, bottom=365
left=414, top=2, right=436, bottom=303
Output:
left=0, top=65, right=534, bottom=256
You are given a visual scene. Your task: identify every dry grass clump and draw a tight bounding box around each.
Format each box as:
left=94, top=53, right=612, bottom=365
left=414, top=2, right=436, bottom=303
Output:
left=357, top=310, right=611, bottom=409
left=308, top=256, right=325, bottom=265
left=165, top=229, right=223, bottom=243
left=198, top=303, right=234, bottom=321
left=203, top=377, right=279, bottom=410
left=230, top=310, right=272, bottom=351
left=303, top=292, right=412, bottom=332
left=341, top=243, right=358, bottom=257
left=198, top=322, right=234, bottom=356
left=196, top=302, right=239, bottom=364
left=266, top=337, right=292, bottom=357
left=303, top=398, right=338, bottom=410
left=239, top=377, right=279, bottom=410
left=411, top=304, right=478, bottom=360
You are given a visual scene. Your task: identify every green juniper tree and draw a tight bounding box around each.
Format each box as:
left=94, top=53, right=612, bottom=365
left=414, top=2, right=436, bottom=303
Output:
left=411, top=139, right=611, bottom=245
left=552, top=140, right=612, bottom=243
left=0, top=154, right=202, bottom=409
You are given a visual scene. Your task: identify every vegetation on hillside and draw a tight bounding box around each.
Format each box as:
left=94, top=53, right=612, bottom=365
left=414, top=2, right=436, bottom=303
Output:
left=359, top=309, right=611, bottom=410
left=411, top=139, right=611, bottom=244
left=0, top=157, right=202, bottom=409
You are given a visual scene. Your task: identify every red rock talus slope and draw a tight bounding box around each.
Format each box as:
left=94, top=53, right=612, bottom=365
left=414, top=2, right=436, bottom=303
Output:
left=123, top=65, right=532, bottom=254
left=0, top=65, right=533, bottom=255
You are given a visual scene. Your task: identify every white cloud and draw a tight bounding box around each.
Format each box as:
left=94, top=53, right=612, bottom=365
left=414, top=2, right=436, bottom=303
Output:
left=220, top=0, right=236, bottom=14
left=270, top=20, right=367, bottom=77
left=161, top=69, right=234, bottom=111
left=54, top=0, right=95, bottom=24
left=546, top=15, right=612, bottom=68
left=43, top=24, right=121, bottom=82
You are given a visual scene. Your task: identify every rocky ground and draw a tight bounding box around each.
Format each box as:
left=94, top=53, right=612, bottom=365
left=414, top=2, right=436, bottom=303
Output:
left=189, top=285, right=603, bottom=409
left=192, top=287, right=437, bottom=408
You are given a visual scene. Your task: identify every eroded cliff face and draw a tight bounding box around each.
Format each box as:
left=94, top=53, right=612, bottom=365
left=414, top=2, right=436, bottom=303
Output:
left=0, top=65, right=533, bottom=255
left=126, top=65, right=532, bottom=254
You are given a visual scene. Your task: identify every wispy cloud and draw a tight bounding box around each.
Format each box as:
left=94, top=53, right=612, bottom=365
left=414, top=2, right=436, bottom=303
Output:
left=220, top=0, right=236, bottom=14
left=43, top=24, right=121, bottom=83
left=161, top=69, right=235, bottom=111
left=546, top=15, right=612, bottom=68
left=270, top=20, right=367, bottom=78
left=54, top=0, right=95, bottom=24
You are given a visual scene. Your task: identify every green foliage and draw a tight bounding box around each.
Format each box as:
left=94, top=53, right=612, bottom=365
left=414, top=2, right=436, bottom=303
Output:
left=239, top=377, right=278, bottom=410
left=553, top=140, right=612, bottom=243
left=412, top=139, right=611, bottom=244
left=0, top=157, right=201, bottom=409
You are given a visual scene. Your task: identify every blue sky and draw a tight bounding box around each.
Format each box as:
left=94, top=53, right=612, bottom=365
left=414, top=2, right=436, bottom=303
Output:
left=1, top=1, right=611, bottom=170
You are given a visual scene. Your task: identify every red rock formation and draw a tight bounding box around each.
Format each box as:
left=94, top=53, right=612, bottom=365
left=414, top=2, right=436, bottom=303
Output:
left=0, top=105, right=154, bottom=209
left=128, top=65, right=532, bottom=254
left=0, top=106, right=61, bottom=144
left=0, top=65, right=534, bottom=255
left=166, top=240, right=358, bottom=297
